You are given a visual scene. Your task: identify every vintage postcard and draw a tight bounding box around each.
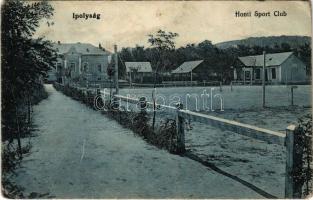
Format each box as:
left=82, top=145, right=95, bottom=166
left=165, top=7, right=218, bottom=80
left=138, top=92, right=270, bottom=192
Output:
left=1, top=0, right=312, bottom=199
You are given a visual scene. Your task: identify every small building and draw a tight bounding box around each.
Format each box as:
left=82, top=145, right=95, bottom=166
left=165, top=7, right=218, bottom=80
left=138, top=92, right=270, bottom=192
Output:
left=236, top=52, right=307, bottom=84
left=52, top=42, right=111, bottom=86
left=172, top=60, right=217, bottom=81
left=125, top=62, right=153, bottom=83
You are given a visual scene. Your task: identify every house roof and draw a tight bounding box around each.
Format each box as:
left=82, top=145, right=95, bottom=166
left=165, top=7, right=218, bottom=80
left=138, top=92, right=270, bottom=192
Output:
left=52, top=42, right=111, bottom=55
left=238, top=52, right=293, bottom=67
left=125, top=62, right=153, bottom=73
left=171, top=60, right=204, bottom=74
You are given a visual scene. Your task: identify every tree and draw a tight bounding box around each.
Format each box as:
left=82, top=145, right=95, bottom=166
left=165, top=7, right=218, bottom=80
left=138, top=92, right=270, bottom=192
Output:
left=132, top=45, right=146, bottom=61
left=198, top=40, right=214, bottom=56
left=1, top=0, right=56, bottom=153
left=298, top=43, right=311, bottom=75
left=148, top=30, right=179, bottom=73
left=147, top=29, right=179, bottom=130
left=281, top=42, right=291, bottom=51
left=118, top=48, right=133, bottom=79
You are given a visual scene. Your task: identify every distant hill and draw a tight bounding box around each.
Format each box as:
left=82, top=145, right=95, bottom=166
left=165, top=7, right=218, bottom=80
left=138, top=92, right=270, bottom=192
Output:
left=215, top=36, right=311, bottom=49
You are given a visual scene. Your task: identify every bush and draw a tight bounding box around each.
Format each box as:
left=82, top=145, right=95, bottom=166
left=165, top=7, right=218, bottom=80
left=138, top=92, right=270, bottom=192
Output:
left=293, top=114, right=312, bottom=198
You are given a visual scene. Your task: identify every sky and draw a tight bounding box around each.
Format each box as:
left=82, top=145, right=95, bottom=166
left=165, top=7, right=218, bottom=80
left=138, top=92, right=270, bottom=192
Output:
left=34, top=1, right=312, bottom=51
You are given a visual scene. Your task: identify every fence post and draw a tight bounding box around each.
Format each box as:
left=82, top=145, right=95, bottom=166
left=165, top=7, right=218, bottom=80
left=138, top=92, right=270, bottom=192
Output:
left=290, top=86, right=297, bottom=106
left=219, top=81, right=222, bottom=92
left=291, top=87, right=294, bottom=106
left=96, top=88, right=100, bottom=96
left=230, top=81, right=233, bottom=92
left=285, top=124, right=296, bottom=198
left=138, top=97, right=147, bottom=113
left=250, top=69, right=253, bottom=86
left=111, top=92, right=119, bottom=110
left=176, top=103, right=185, bottom=153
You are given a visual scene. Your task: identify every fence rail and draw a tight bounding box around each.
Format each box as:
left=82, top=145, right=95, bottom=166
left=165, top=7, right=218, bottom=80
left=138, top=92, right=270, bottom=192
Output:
left=105, top=90, right=286, bottom=145
left=178, top=109, right=286, bottom=145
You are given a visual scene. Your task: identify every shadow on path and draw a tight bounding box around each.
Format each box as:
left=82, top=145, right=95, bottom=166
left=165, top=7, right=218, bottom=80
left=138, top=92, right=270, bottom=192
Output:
left=183, top=151, right=278, bottom=199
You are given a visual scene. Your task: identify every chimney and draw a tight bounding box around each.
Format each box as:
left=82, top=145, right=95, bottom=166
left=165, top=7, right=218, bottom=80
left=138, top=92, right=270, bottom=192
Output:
left=99, top=43, right=106, bottom=51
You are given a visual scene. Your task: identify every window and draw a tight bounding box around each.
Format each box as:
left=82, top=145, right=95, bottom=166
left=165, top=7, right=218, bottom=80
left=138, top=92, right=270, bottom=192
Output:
left=70, top=62, right=75, bottom=72
left=255, top=69, right=261, bottom=79
left=82, top=62, right=89, bottom=72
left=56, top=62, right=62, bottom=72
left=245, top=71, right=251, bottom=79
left=97, top=64, right=102, bottom=72
left=271, top=68, right=276, bottom=79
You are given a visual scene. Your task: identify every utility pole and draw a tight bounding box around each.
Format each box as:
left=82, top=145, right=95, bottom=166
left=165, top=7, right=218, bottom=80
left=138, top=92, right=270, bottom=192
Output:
left=190, top=70, right=193, bottom=86
left=262, top=51, right=266, bottom=108
left=114, top=44, right=119, bottom=94
left=243, top=67, right=246, bottom=85
left=250, top=69, right=252, bottom=85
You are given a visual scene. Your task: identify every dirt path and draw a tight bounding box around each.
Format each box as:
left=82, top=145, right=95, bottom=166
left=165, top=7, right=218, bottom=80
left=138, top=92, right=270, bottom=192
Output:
left=12, top=85, right=263, bottom=198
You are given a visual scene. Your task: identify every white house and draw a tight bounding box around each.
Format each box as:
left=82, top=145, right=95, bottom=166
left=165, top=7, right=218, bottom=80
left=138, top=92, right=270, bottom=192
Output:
left=52, top=42, right=111, bottom=85
left=237, top=52, right=307, bottom=84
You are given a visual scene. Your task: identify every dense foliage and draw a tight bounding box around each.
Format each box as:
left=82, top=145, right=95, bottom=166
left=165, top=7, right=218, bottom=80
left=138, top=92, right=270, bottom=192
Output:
left=293, top=114, right=312, bottom=198
left=118, top=37, right=312, bottom=79
left=1, top=0, right=56, bottom=197
left=2, top=0, right=56, bottom=142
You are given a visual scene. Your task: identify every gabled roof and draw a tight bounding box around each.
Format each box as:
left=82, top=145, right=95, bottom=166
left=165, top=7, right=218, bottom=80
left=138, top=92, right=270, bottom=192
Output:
left=171, top=60, right=204, bottom=74
left=238, top=52, right=293, bottom=67
left=52, top=42, right=111, bottom=55
left=125, top=62, right=152, bottom=73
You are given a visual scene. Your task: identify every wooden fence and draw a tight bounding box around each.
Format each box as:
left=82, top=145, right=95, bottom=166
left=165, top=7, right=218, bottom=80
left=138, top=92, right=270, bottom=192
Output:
left=100, top=90, right=296, bottom=198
